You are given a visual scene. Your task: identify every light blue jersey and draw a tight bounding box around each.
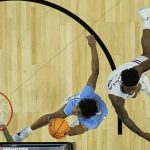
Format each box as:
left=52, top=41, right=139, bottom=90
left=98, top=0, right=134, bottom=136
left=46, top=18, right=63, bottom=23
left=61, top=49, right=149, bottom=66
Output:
left=63, top=85, right=108, bottom=129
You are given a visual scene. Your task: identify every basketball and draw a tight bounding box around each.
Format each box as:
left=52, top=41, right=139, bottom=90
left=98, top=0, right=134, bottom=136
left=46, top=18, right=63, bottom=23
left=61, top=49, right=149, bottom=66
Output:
left=48, top=118, right=70, bottom=139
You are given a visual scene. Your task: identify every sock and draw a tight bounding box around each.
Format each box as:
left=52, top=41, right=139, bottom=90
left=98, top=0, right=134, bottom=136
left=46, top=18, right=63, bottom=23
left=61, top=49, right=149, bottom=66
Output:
left=143, top=19, right=150, bottom=29
left=27, top=127, right=33, bottom=134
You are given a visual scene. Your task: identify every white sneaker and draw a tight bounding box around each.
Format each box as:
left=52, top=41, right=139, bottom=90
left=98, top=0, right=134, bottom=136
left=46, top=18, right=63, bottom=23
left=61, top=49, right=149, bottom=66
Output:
left=13, top=127, right=30, bottom=142
left=140, top=76, right=150, bottom=97
left=138, top=7, right=150, bottom=21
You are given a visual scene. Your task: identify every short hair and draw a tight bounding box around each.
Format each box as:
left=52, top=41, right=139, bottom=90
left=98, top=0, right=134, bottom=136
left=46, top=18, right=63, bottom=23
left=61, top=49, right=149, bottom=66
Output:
left=121, top=68, right=140, bottom=86
left=78, top=98, right=99, bottom=118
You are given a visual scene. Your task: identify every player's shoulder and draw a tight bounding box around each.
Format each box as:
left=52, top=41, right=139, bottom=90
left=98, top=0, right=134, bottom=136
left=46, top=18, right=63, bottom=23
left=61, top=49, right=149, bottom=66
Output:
left=107, top=80, right=127, bottom=100
left=134, top=65, right=143, bottom=77
left=108, top=67, right=123, bottom=80
left=109, top=62, right=133, bottom=76
left=108, top=62, right=134, bottom=83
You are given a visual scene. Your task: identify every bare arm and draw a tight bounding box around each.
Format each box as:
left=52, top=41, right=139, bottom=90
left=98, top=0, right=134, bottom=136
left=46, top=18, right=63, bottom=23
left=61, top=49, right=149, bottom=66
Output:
left=135, top=58, right=150, bottom=76
left=3, top=129, right=14, bottom=142
left=86, top=35, right=99, bottom=90
left=31, top=105, right=68, bottom=130
left=0, top=125, right=14, bottom=142
left=48, top=105, right=68, bottom=121
left=67, top=125, right=88, bottom=136
left=132, top=83, right=141, bottom=98
left=109, top=94, right=150, bottom=141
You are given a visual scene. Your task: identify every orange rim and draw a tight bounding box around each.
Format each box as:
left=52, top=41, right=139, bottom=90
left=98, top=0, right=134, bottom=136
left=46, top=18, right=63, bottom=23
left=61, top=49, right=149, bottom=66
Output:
left=0, top=92, right=13, bottom=131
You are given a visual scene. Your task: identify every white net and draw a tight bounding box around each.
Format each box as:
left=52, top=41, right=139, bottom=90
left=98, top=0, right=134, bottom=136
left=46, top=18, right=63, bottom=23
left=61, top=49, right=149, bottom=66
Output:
left=0, top=94, right=12, bottom=126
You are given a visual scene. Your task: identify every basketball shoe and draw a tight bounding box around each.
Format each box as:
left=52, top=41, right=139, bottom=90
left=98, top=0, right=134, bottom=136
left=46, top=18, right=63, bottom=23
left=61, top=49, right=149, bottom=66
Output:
left=13, top=127, right=31, bottom=142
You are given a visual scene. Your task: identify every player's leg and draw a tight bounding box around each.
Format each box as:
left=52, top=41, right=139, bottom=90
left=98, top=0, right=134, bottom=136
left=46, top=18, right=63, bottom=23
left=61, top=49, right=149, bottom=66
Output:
left=12, top=114, right=51, bottom=142
left=138, top=8, right=150, bottom=58
left=13, top=105, right=67, bottom=142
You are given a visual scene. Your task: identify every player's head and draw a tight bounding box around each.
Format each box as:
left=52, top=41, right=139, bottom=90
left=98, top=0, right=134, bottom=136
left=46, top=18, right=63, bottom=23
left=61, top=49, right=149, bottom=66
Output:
left=72, top=98, right=99, bottom=118
left=121, top=68, right=140, bottom=95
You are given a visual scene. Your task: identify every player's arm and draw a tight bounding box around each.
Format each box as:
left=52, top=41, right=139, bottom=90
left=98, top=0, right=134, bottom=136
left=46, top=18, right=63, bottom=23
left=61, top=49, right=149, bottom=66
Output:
left=67, top=125, right=88, bottom=136
left=134, top=58, right=150, bottom=76
left=0, top=124, right=14, bottom=142
left=109, top=94, right=150, bottom=141
left=86, top=35, right=99, bottom=90
left=3, top=128, right=14, bottom=142
left=48, top=105, right=68, bottom=121
left=31, top=105, right=68, bottom=130
left=132, top=83, right=141, bottom=98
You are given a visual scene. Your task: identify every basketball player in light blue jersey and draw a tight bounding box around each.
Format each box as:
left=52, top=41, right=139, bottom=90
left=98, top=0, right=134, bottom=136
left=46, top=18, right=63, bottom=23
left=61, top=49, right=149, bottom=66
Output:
left=13, top=35, right=108, bottom=142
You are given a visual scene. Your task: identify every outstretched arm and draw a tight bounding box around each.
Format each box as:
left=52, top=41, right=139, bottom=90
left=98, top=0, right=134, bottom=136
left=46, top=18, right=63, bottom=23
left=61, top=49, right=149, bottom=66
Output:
left=0, top=124, right=14, bottom=142
left=109, top=94, right=150, bottom=141
left=86, top=35, right=99, bottom=90
left=135, top=58, right=150, bottom=76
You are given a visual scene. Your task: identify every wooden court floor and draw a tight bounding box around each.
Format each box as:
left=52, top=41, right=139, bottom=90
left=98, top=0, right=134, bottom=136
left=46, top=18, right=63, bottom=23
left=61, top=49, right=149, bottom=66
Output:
left=0, top=0, right=150, bottom=150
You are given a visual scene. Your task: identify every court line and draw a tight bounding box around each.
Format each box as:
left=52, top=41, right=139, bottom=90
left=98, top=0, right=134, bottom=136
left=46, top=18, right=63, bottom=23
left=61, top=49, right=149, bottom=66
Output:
left=2, top=0, right=122, bottom=97
left=0, top=0, right=122, bottom=134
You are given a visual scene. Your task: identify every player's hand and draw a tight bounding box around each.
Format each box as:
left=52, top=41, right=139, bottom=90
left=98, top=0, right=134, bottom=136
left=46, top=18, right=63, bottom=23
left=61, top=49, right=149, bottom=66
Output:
left=141, top=132, right=150, bottom=142
left=86, top=35, right=96, bottom=48
left=64, top=128, right=72, bottom=136
left=133, top=83, right=141, bottom=98
left=0, top=124, right=7, bottom=131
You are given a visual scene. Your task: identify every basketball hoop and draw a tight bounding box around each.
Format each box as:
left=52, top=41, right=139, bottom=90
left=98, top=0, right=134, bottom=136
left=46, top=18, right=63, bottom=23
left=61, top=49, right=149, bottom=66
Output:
left=0, top=92, right=13, bottom=131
